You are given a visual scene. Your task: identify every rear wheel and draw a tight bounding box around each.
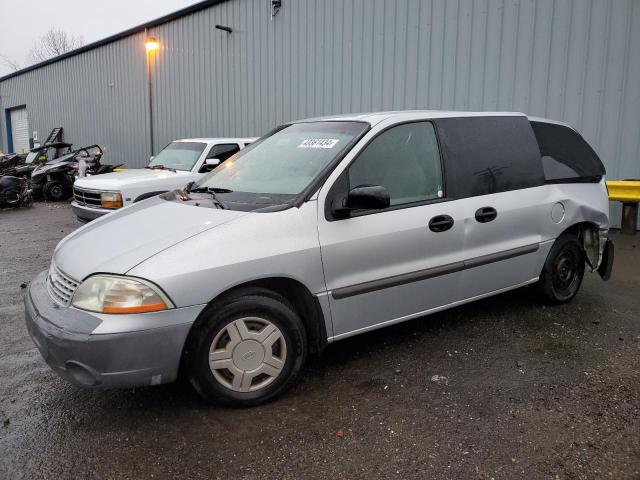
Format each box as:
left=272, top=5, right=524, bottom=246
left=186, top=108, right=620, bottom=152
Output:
left=537, top=234, right=585, bottom=304
left=184, top=290, right=307, bottom=407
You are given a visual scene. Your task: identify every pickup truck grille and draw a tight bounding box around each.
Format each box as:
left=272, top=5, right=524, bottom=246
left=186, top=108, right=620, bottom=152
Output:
left=73, top=187, right=102, bottom=208
left=46, top=262, right=79, bottom=306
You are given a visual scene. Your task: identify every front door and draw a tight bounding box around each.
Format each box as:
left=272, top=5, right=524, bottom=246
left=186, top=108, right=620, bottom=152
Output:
left=317, top=121, right=464, bottom=340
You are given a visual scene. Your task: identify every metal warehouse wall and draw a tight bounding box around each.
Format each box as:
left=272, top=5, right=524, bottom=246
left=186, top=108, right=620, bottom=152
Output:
left=0, top=33, right=150, bottom=165
left=1, top=0, right=639, bottom=224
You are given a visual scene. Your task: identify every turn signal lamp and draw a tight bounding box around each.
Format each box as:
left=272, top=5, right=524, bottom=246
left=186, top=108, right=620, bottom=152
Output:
left=101, top=192, right=123, bottom=209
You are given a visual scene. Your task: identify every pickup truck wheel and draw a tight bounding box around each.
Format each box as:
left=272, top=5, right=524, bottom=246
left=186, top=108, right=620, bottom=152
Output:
left=185, top=291, right=307, bottom=407
left=537, top=234, right=585, bottom=304
left=43, top=180, right=69, bottom=201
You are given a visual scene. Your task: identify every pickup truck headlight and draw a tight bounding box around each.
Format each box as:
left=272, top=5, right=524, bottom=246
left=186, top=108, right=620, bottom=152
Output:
left=72, top=275, right=174, bottom=314
left=101, top=192, right=123, bottom=209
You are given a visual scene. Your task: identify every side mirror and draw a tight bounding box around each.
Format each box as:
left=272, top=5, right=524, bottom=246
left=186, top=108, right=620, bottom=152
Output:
left=204, top=158, right=221, bottom=170
left=333, top=185, right=390, bottom=217
left=149, top=156, right=154, bottom=161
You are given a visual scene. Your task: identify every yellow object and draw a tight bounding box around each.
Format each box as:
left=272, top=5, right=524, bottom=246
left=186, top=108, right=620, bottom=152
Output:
left=113, top=168, right=128, bottom=172
left=101, top=192, right=123, bottom=209
left=145, top=37, right=159, bottom=53
left=606, top=180, right=640, bottom=202
left=103, top=303, right=167, bottom=314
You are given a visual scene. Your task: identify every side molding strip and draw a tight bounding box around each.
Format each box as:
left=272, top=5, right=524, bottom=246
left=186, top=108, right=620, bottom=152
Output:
left=331, top=243, right=539, bottom=300
left=463, top=243, right=539, bottom=269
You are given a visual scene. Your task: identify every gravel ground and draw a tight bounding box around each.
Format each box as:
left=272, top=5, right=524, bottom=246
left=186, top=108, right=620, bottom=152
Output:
left=1, top=202, right=639, bottom=480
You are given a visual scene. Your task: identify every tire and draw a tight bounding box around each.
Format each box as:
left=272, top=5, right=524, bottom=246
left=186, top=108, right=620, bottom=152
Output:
left=537, top=233, right=585, bottom=304
left=43, top=180, right=69, bottom=201
left=184, top=289, right=308, bottom=407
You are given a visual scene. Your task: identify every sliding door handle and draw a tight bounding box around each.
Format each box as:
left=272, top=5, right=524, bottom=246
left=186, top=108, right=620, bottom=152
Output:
left=428, top=215, right=454, bottom=232
left=475, top=207, right=497, bottom=223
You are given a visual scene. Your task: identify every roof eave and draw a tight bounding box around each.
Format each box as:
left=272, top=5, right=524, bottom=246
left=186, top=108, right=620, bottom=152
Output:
left=0, top=0, right=228, bottom=82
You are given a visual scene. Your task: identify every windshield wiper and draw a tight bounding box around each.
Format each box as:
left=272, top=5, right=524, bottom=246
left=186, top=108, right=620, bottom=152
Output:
left=145, top=164, right=176, bottom=172
left=186, top=185, right=228, bottom=209
left=186, top=182, right=233, bottom=194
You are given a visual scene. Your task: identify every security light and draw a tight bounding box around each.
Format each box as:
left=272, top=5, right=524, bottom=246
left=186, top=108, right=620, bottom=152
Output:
left=145, top=38, right=159, bottom=53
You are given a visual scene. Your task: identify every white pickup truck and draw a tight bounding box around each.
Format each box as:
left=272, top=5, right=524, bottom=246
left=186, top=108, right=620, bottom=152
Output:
left=71, top=137, right=256, bottom=222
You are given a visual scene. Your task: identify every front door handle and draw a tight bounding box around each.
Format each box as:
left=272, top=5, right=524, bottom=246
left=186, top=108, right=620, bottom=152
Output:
left=428, top=215, right=454, bottom=232
left=475, top=207, right=497, bottom=223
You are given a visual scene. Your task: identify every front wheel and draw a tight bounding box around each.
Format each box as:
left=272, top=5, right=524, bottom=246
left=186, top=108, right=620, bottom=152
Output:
left=184, top=290, right=307, bottom=407
left=43, top=180, right=70, bottom=201
left=537, top=234, right=585, bottom=304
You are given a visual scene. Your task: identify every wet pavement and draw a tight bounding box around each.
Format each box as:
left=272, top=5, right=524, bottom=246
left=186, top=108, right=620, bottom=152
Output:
left=1, top=203, right=639, bottom=479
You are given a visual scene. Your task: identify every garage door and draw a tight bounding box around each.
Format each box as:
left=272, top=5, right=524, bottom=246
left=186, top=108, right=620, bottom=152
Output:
left=10, top=107, right=29, bottom=153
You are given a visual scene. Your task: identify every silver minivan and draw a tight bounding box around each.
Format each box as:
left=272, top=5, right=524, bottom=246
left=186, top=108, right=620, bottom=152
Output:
left=25, top=111, right=614, bottom=406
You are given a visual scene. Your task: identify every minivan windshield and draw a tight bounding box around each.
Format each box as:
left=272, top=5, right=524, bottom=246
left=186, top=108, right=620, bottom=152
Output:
left=148, top=142, right=206, bottom=171
left=195, top=121, right=368, bottom=195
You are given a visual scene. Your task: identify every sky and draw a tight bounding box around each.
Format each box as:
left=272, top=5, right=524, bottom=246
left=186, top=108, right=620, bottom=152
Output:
left=0, top=0, right=199, bottom=76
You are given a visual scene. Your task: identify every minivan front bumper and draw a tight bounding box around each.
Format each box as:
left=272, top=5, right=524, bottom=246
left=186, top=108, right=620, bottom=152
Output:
left=24, top=270, right=203, bottom=388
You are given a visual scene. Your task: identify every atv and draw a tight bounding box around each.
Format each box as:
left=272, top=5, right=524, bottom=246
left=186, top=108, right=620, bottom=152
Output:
left=0, top=142, right=73, bottom=178
left=30, top=145, right=120, bottom=201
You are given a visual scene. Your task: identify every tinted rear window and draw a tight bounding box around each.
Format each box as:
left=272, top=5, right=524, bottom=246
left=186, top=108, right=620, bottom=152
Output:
left=435, top=116, right=544, bottom=199
left=530, top=121, right=605, bottom=182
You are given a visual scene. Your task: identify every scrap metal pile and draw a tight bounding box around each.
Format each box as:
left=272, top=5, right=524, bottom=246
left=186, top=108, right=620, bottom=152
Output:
left=1, top=137, right=121, bottom=209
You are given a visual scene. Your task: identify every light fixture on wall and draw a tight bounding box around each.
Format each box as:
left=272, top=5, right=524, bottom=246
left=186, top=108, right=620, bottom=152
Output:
left=145, top=37, right=160, bottom=53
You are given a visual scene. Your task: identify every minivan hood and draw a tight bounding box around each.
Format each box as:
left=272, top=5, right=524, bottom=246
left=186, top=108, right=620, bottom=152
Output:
left=74, top=168, right=190, bottom=190
left=54, top=197, right=247, bottom=281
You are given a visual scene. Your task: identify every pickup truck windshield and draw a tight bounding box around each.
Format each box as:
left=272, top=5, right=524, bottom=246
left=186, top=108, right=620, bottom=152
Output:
left=196, top=122, right=368, bottom=195
left=148, top=142, right=206, bottom=171
left=24, top=151, right=38, bottom=164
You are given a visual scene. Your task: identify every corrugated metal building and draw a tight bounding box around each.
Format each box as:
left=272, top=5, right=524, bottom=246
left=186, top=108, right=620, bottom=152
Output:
left=1, top=0, right=639, bottom=224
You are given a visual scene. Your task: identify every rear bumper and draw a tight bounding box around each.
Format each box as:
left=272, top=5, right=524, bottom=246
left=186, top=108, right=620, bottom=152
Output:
left=70, top=201, right=112, bottom=222
left=598, top=239, right=614, bottom=281
left=24, top=270, right=203, bottom=388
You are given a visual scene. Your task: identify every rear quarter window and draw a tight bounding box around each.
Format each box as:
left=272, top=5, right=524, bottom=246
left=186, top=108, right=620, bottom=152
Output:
left=435, top=116, right=545, bottom=199
left=530, top=121, right=605, bottom=182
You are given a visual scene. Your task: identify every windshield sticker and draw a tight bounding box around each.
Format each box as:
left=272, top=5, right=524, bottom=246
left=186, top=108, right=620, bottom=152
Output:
left=298, top=138, right=340, bottom=149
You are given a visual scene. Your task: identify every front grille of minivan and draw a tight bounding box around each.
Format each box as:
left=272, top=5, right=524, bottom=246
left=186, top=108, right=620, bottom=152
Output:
left=46, top=262, right=79, bottom=306
left=73, top=187, right=102, bottom=208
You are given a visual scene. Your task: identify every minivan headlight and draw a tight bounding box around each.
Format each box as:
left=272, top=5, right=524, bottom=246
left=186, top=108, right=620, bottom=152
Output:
left=101, top=192, right=123, bottom=209
left=72, top=275, right=174, bottom=314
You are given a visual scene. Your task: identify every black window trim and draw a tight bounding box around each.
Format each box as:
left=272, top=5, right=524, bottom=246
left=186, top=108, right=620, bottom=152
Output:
left=323, top=119, right=449, bottom=222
